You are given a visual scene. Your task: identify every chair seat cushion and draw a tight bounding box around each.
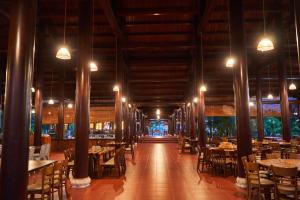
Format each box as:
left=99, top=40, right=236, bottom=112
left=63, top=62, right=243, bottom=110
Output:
left=102, top=158, right=115, bottom=166
left=277, top=185, right=298, bottom=195
left=27, top=182, right=50, bottom=192
left=250, top=178, right=274, bottom=186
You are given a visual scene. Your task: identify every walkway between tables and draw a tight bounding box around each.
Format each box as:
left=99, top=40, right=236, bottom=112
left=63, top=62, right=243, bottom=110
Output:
left=69, top=143, right=246, bottom=200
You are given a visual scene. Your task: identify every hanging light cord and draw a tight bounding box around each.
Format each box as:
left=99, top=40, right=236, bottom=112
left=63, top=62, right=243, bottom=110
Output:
left=262, top=0, right=266, bottom=35
left=227, top=0, right=232, bottom=56
left=294, top=0, right=300, bottom=75
left=115, top=37, right=118, bottom=84
left=287, top=30, right=293, bottom=79
left=63, top=0, right=67, bottom=44
left=268, top=65, right=271, bottom=93
left=200, top=32, right=204, bottom=84
left=51, top=68, right=54, bottom=97
left=91, top=0, right=95, bottom=60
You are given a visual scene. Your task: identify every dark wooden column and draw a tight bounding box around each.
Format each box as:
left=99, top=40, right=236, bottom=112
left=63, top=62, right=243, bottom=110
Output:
left=57, top=67, right=65, bottom=140
left=34, top=66, right=44, bottom=146
left=229, top=0, right=252, bottom=178
left=190, top=103, right=196, bottom=138
left=198, top=91, right=206, bottom=147
left=74, top=0, right=92, bottom=181
left=114, top=40, right=123, bottom=142
left=186, top=104, right=190, bottom=137
left=180, top=107, right=185, bottom=136
left=123, top=101, right=129, bottom=142
left=295, top=0, right=300, bottom=77
left=0, top=0, right=37, bottom=199
left=276, top=1, right=290, bottom=141
left=256, top=76, right=264, bottom=141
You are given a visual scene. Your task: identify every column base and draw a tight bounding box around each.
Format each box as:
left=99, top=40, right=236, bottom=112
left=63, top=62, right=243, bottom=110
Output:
left=70, top=174, right=91, bottom=188
left=236, top=177, right=247, bottom=188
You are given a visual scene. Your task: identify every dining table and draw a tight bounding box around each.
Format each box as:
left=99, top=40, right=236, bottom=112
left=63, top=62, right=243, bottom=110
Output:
left=88, top=147, right=115, bottom=178
left=0, top=160, right=56, bottom=174
left=257, top=159, right=300, bottom=171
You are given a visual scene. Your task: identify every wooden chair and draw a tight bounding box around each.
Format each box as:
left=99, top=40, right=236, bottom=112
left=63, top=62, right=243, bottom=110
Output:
left=180, top=138, right=191, bottom=153
left=272, top=165, right=298, bottom=199
left=196, top=145, right=205, bottom=172
left=244, top=161, right=274, bottom=200
left=100, top=147, right=126, bottom=177
left=288, top=153, right=300, bottom=159
left=125, top=140, right=135, bottom=159
left=211, top=149, right=232, bottom=176
left=266, top=152, right=281, bottom=159
left=64, top=149, right=74, bottom=176
left=27, top=165, right=54, bottom=200
left=52, top=162, right=64, bottom=200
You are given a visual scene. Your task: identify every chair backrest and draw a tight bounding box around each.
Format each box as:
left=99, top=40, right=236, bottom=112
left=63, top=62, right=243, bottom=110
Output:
left=28, top=146, right=35, bottom=160
left=289, top=153, right=300, bottom=159
left=266, top=152, right=281, bottom=159
left=54, top=161, right=64, bottom=182
left=245, top=161, right=260, bottom=185
left=248, top=154, right=257, bottom=162
left=41, top=165, right=54, bottom=193
left=272, top=165, right=298, bottom=197
left=45, top=144, right=50, bottom=157
left=241, top=156, right=248, bottom=170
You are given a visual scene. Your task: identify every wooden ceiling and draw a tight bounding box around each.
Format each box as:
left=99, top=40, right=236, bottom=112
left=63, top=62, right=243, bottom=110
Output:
left=0, top=0, right=299, bottom=118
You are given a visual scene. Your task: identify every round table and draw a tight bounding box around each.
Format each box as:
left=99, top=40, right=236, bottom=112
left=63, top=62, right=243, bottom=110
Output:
left=257, top=159, right=300, bottom=171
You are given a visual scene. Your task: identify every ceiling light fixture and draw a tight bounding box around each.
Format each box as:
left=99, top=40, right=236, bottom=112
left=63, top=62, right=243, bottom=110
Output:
left=249, top=102, right=254, bottom=107
left=121, top=97, right=126, bottom=103
left=193, top=97, right=198, bottom=103
left=156, top=109, right=161, bottom=115
left=67, top=103, right=73, bottom=108
left=56, top=0, right=71, bottom=59
left=31, top=87, right=35, bottom=93
left=89, top=61, right=98, bottom=72
left=257, top=0, right=274, bottom=52
left=113, top=85, right=119, bottom=92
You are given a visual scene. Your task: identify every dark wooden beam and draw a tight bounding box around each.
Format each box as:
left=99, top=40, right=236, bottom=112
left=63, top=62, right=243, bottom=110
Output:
left=99, top=0, right=123, bottom=38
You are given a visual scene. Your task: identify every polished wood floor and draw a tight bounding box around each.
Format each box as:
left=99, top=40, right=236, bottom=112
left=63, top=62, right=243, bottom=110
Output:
left=59, top=143, right=246, bottom=200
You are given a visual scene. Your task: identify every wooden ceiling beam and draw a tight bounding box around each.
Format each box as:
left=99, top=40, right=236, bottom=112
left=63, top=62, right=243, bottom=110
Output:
left=98, top=0, right=123, bottom=38
left=122, top=42, right=196, bottom=51
left=117, top=7, right=199, bottom=17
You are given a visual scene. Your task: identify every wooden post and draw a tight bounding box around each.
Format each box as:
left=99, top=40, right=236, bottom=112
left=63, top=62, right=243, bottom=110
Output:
left=256, top=76, right=264, bottom=141
left=190, top=103, right=196, bottom=138
left=275, top=0, right=291, bottom=141
left=73, top=0, right=92, bottom=186
left=34, top=66, right=43, bottom=146
left=229, top=0, right=252, bottom=181
left=198, top=91, right=206, bottom=147
left=57, top=67, right=65, bottom=140
left=0, top=0, right=37, bottom=199
left=114, top=39, right=123, bottom=142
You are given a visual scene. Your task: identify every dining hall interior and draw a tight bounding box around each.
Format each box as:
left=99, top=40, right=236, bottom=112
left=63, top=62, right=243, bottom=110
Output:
left=1, top=0, right=300, bottom=199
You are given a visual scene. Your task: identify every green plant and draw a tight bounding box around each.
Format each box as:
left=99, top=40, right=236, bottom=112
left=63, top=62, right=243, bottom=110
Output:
left=263, top=117, right=282, bottom=137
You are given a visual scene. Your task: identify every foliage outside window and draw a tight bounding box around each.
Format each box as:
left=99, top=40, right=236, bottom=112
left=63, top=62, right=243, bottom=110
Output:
left=205, top=116, right=236, bottom=138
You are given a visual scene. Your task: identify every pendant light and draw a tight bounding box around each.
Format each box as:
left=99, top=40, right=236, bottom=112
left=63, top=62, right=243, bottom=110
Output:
left=48, top=67, right=55, bottom=105
left=199, top=32, right=207, bottom=92
left=288, top=33, right=297, bottom=90
left=267, top=66, right=273, bottom=100
left=257, top=0, right=274, bottom=52
left=56, top=0, right=71, bottom=59
left=225, top=0, right=236, bottom=68
left=90, top=0, right=98, bottom=72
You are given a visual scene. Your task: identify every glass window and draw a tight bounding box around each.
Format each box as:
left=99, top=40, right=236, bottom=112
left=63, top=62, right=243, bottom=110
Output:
left=263, top=104, right=282, bottom=137
left=205, top=116, right=236, bottom=138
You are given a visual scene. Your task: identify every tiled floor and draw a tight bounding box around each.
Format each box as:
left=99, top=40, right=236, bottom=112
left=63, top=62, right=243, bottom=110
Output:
left=53, top=143, right=246, bottom=200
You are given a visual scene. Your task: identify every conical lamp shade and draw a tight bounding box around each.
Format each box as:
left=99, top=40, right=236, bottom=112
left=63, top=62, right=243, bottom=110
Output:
left=200, top=85, right=207, bottom=92
left=257, top=37, right=274, bottom=52
left=289, top=83, right=297, bottom=90
left=90, top=61, right=98, bottom=72
left=48, top=99, right=55, bottom=105
left=267, top=93, right=274, bottom=100
left=226, top=57, right=235, bottom=68
left=56, top=47, right=71, bottom=60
